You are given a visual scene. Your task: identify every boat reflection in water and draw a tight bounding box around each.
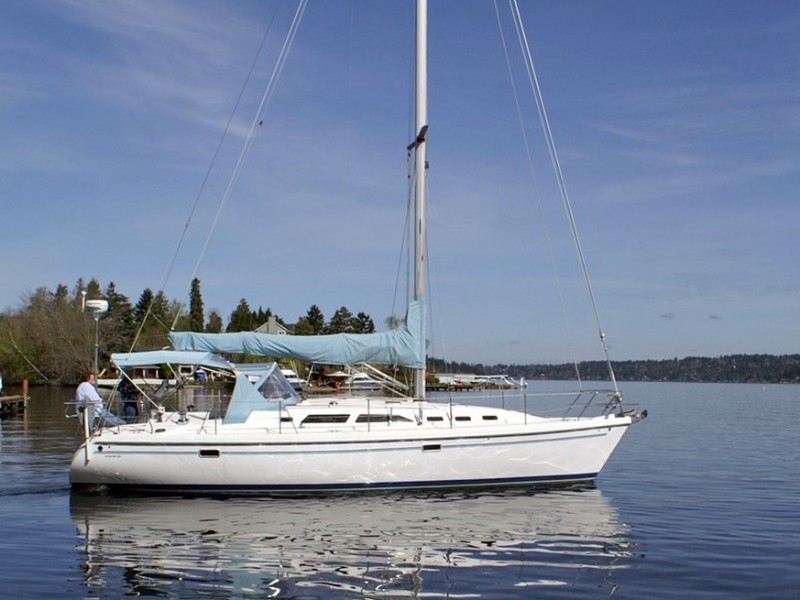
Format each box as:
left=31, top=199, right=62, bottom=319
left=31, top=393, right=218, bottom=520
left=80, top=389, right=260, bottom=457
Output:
left=71, top=487, right=637, bottom=598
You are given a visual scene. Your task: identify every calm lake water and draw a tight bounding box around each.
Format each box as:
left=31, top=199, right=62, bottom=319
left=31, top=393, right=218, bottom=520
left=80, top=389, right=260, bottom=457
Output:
left=1, top=381, right=798, bottom=599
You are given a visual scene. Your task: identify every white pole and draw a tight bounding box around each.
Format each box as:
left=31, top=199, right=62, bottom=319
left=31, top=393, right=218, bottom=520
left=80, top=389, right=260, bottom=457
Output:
left=94, top=314, right=100, bottom=385
left=413, top=0, right=428, bottom=400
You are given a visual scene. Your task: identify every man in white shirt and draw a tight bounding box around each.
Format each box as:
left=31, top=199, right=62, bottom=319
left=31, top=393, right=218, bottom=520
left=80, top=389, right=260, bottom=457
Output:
left=75, top=372, right=124, bottom=427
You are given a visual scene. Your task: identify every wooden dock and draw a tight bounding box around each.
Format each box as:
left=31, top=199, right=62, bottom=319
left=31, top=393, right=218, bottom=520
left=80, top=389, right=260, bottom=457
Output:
left=0, top=395, right=27, bottom=418
left=0, top=380, right=29, bottom=418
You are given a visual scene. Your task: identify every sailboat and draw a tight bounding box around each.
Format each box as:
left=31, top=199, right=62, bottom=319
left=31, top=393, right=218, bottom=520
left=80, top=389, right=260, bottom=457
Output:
left=69, top=0, right=646, bottom=494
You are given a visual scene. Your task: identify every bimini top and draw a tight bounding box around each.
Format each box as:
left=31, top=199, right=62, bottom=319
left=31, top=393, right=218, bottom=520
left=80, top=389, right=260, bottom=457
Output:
left=111, top=351, right=298, bottom=423
left=169, top=300, right=425, bottom=369
left=111, top=350, right=235, bottom=372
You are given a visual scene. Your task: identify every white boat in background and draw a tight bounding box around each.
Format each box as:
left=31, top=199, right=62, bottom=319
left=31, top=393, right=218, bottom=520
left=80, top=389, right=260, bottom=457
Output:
left=331, top=363, right=407, bottom=394
left=473, top=375, right=527, bottom=389
left=345, top=371, right=383, bottom=391
left=280, top=368, right=306, bottom=391
left=68, top=0, right=645, bottom=495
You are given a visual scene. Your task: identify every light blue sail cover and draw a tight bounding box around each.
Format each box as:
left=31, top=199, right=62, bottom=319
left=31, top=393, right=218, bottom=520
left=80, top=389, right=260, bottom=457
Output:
left=170, top=300, right=425, bottom=369
left=111, top=350, right=235, bottom=371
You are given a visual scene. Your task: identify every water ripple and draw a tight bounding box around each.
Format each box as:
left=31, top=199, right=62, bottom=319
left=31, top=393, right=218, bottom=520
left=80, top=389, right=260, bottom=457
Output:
left=68, top=488, right=635, bottom=598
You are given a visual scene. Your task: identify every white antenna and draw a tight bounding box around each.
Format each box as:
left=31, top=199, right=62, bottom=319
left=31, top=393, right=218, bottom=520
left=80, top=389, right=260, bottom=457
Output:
left=83, top=296, right=109, bottom=383
left=85, top=299, right=109, bottom=315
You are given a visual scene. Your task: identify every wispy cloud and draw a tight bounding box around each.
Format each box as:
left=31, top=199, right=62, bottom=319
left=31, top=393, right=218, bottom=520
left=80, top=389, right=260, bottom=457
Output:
left=2, top=1, right=799, bottom=364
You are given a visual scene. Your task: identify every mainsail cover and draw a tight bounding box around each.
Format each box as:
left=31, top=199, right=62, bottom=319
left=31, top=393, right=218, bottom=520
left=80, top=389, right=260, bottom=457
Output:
left=169, top=300, right=425, bottom=369
left=111, top=350, right=234, bottom=372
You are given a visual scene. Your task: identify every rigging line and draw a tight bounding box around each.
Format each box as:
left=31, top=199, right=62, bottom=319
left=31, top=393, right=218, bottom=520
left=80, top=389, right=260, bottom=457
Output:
left=6, top=328, right=48, bottom=382
left=423, top=174, right=434, bottom=370
left=509, top=0, right=619, bottom=392
left=129, top=292, right=175, bottom=357
left=493, top=0, right=583, bottom=387
left=391, top=149, right=413, bottom=326
left=390, top=8, right=418, bottom=343
left=126, top=2, right=287, bottom=345
left=393, top=6, right=417, bottom=325
left=173, top=0, right=309, bottom=330
left=157, top=1, right=286, bottom=332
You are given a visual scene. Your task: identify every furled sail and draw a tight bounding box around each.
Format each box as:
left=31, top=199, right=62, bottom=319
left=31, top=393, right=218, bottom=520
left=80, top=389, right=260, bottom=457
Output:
left=169, top=300, right=425, bottom=369
left=111, top=350, right=235, bottom=372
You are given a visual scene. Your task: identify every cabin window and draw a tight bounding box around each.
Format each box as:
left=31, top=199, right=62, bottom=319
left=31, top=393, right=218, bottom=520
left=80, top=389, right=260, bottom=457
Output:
left=199, top=449, right=220, bottom=458
left=356, top=414, right=413, bottom=423
left=301, top=414, right=350, bottom=425
left=482, top=415, right=498, bottom=421
left=454, top=416, right=471, bottom=422
left=426, top=416, right=444, bottom=422
left=422, top=444, right=441, bottom=452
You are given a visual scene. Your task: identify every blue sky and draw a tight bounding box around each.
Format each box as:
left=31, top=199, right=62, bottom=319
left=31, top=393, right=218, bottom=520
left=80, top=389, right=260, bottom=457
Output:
left=2, top=1, right=799, bottom=365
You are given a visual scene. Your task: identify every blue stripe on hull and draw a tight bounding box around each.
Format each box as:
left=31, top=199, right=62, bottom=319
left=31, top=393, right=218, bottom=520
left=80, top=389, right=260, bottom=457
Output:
left=75, top=472, right=599, bottom=496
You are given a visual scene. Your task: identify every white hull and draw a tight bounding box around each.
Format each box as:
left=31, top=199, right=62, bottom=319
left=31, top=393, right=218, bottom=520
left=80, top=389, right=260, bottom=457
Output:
left=70, top=396, right=641, bottom=493
left=345, top=382, right=383, bottom=391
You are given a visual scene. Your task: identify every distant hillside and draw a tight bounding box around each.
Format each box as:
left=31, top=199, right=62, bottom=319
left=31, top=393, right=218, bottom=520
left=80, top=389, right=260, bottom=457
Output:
left=429, top=354, right=800, bottom=384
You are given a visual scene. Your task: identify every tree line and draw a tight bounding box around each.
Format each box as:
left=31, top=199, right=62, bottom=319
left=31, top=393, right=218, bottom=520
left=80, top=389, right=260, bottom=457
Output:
left=430, top=354, right=800, bottom=385
left=3, top=276, right=797, bottom=387
left=0, top=277, right=376, bottom=385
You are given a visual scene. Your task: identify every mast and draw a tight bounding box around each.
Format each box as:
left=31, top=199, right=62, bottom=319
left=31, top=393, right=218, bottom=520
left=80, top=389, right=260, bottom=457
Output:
left=413, top=0, right=428, bottom=400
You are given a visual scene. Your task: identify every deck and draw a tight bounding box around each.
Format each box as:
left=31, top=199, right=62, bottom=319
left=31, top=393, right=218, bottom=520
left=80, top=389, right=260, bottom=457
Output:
left=0, top=394, right=27, bottom=418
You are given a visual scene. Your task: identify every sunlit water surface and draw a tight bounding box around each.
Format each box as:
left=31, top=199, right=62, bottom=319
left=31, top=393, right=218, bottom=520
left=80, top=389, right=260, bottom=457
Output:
left=1, top=381, right=798, bottom=598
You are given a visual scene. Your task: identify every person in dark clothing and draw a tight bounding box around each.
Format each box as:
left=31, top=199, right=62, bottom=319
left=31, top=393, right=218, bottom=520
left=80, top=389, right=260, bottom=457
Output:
left=118, top=376, right=139, bottom=419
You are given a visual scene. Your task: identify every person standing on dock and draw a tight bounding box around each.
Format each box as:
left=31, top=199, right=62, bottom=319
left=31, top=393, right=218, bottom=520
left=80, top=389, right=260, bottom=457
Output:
left=76, top=372, right=124, bottom=427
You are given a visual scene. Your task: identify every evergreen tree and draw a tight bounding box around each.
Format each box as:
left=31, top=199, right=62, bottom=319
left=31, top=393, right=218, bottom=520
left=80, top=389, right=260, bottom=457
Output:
left=85, top=278, right=102, bottom=299
left=227, top=298, right=253, bottom=332
left=305, top=305, right=325, bottom=335
left=206, top=310, right=224, bottom=333
left=328, top=306, right=354, bottom=334
left=134, top=288, right=154, bottom=324
left=55, top=284, right=69, bottom=303
left=150, top=291, right=171, bottom=328
left=130, top=288, right=172, bottom=351
left=105, top=281, right=136, bottom=354
left=352, top=312, right=375, bottom=333
left=294, top=316, right=313, bottom=335
left=189, top=278, right=204, bottom=332
left=254, top=306, right=273, bottom=328
left=73, top=278, right=85, bottom=304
